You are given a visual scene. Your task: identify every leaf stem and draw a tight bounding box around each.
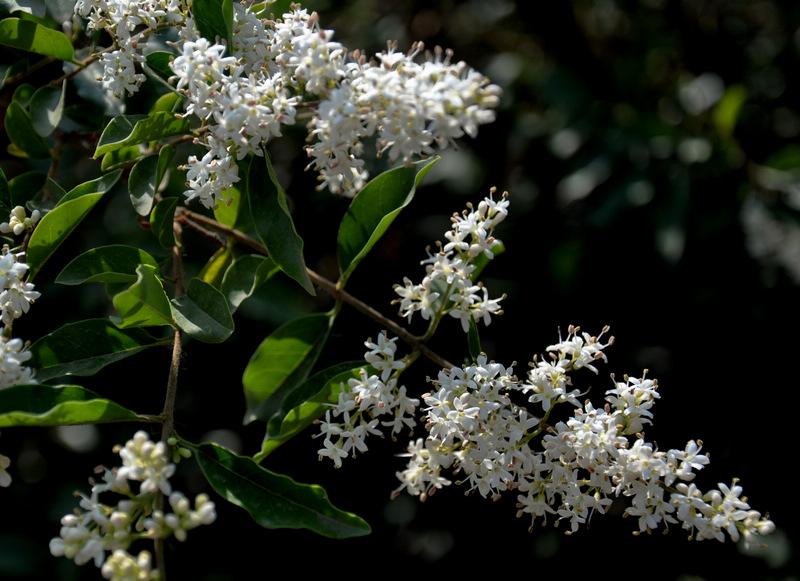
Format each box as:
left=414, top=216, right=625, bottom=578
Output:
left=175, top=208, right=455, bottom=370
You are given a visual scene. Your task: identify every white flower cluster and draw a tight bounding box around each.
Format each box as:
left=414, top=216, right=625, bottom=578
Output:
left=317, top=333, right=418, bottom=468
left=74, top=0, right=185, bottom=98
left=394, top=191, right=508, bottom=332
left=0, top=248, right=40, bottom=326
left=0, top=335, right=35, bottom=389
left=164, top=5, right=499, bottom=205
left=50, top=431, right=216, bottom=579
left=392, top=327, right=774, bottom=548
left=0, top=206, right=40, bottom=236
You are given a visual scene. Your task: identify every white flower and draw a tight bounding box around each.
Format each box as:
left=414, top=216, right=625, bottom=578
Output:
left=0, top=251, right=40, bottom=325
left=0, top=333, right=35, bottom=388
left=0, top=206, right=40, bottom=236
left=101, top=550, right=157, bottom=581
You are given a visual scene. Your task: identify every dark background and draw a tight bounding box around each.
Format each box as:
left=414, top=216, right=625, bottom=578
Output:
left=1, top=0, right=798, bottom=578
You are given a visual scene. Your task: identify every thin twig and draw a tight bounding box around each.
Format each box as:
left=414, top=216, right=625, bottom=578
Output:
left=2, top=56, right=56, bottom=89
left=155, top=222, right=185, bottom=581
left=175, top=208, right=455, bottom=369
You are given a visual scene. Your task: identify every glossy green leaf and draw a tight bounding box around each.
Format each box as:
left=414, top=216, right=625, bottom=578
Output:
left=266, top=361, right=365, bottom=438
left=0, top=168, right=8, bottom=215
left=198, top=245, right=234, bottom=287
left=101, top=146, right=142, bottom=172
left=194, top=442, right=370, bottom=538
left=0, top=384, right=140, bottom=427
left=213, top=186, right=241, bottom=227
left=11, top=82, right=34, bottom=106
left=170, top=278, right=234, bottom=343
left=29, top=319, right=170, bottom=381
left=193, top=0, right=233, bottom=45
left=7, top=170, right=45, bottom=208
left=59, top=169, right=122, bottom=206
left=337, top=157, right=438, bottom=285
left=247, top=152, right=314, bottom=295
left=257, top=365, right=364, bottom=460
left=150, top=197, right=178, bottom=248
left=29, top=81, right=65, bottom=137
left=112, top=264, right=173, bottom=328
left=242, top=313, right=330, bottom=424
left=4, top=100, right=50, bottom=159
left=128, top=146, right=173, bottom=216
left=220, top=254, right=279, bottom=311
left=471, top=241, right=505, bottom=280
left=56, top=245, right=159, bottom=286
left=94, top=112, right=189, bottom=158
left=0, top=18, right=74, bottom=61
left=26, top=192, right=104, bottom=279
left=143, top=51, right=173, bottom=79
left=150, top=92, right=182, bottom=114
left=467, top=318, right=481, bottom=363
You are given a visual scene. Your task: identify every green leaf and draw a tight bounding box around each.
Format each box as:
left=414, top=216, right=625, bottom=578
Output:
left=56, top=245, right=159, bottom=285
left=194, top=442, right=371, bottom=539
left=257, top=365, right=364, bottom=460
left=220, top=254, right=279, bottom=311
left=29, top=319, right=170, bottom=381
left=0, top=168, right=8, bottom=215
left=266, top=361, right=365, bottom=438
left=471, top=241, right=505, bottom=280
left=198, top=244, right=234, bottom=287
left=29, top=81, right=65, bottom=137
left=101, top=146, right=143, bottom=172
left=713, top=85, right=747, bottom=138
left=213, top=186, right=241, bottom=227
left=94, top=112, right=189, bottom=158
left=112, top=264, right=173, bottom=328
left=58, top=169, right=122, bottom=205
left=7, top=170, right=45, bottom=207
left=467, top=318, right=481, bottom=363
left=247, top=152, right=314, bottom=295
left=0, top=18, right=74, bottom=61
left=193, top=0, right=233, bottom=45
left=129, top=146, right=174, bottom=216
left=149, top=196, right=178, bottom=248
left=143, top=51, right=173, bottom=79
left=0, top=384, right=140, bottom=427
left=242, top=313, right=330, bottom=424
left=170, top=278, right=233, bottom=343
left=11, top=82, right=35, bottom=106
left=150, top=92, right=182, bottom=114
left=26, top=192, right=104, bottom=280
left=337, top=157, right=438, bottom=285
left=4, top=100, right=50, bottom=159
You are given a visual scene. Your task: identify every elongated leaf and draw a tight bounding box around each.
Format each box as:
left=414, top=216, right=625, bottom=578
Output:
left=94, top=112, right=189, bottom=158
left=198, top=245, right=234, bottom=287
left=112, top=264, right=173, bottom=328
left=143, top=51, right=173, bottom=80
left=195, top=442, right=370, bottom=538
left=0, top=18, right=74, bottom=61
left=0, top=384, right=139, bottom=427
left=101, top=146, right=142, bottom=172
left=467, top=318, right=481, bottom=363
left=30, top=319, right=170, bottom=381
left=257, top=366, right=364, bottom=460
left=247, top=153, right=314, bottom=295
left=58, top=169, right=122, bottom=206
left=30, top=81, right=65, bottom=137
left=26, top=192, right=104, bottom=279
left=213, top=186, right=241, bottom=227
left=266, top=361, right=365, bottom=438
left=150, top=197, right=178, bottom=248
left=242, top=313, right=330, bottom=424
left=170, top=278, right=233, bottom=343
left=4, top=100, right=50, bottom=159
left=337, top=157, right=438, bottom=285
left=220, top=254, right=279, bottom=311
left=129, top=156, right=158, bottom=216
left=471, top=241, right=505, bottom=280
left=56, top=245, right=159, bottom=285
left=0, top=168, right=8, bottom=215
left=193, top=0, right=233, bottom=45
left=7, top=170, right=45, bottom=207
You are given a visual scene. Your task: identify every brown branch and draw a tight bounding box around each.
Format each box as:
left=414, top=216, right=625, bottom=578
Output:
left=2, top=57, right=56, bottom=89
left=175, top=208, right=455, bottom=369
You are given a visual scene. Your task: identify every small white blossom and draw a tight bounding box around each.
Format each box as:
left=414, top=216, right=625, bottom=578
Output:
left=0, top=333, right=35, bottom=388
left=0, top=250, right=40, bottom=326
left=0, top=206, right=40, bottom=236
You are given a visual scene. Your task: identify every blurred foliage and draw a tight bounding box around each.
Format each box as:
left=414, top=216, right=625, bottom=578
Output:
left=1, top=0, right=798, bottom=579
